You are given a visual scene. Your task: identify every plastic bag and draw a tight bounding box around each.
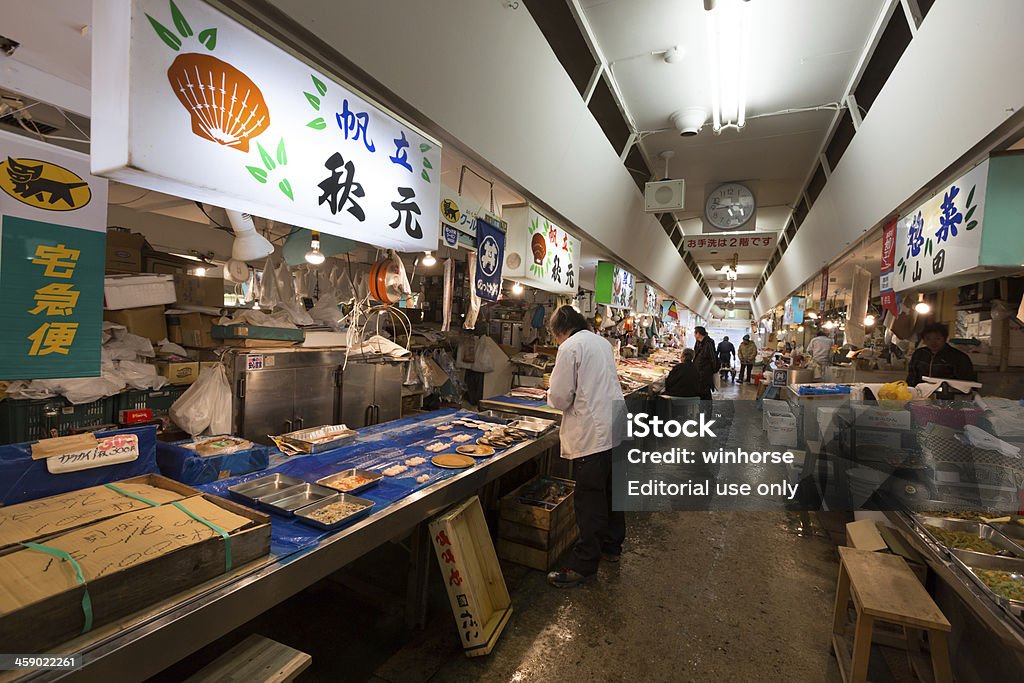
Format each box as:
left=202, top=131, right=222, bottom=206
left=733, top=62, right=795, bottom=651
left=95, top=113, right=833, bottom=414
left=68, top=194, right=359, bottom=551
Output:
left=114, top=360, right=167, bottom=391
left=258, top=257, right=279, bottom=309
left=877, top=380, right=912, bottom=401
left=472, top=336, right=495, bottom=373
left=169, top=365, right=232, bottom=437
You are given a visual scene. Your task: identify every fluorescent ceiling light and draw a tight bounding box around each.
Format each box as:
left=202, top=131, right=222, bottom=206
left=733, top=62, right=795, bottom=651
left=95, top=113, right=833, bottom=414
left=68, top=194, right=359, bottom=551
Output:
left=706, top=0, right=752, bottom=133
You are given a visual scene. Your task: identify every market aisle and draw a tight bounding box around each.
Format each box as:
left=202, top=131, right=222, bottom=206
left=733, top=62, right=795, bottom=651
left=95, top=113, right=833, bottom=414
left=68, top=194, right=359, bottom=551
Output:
left=375, top=380, right=844, bottom=683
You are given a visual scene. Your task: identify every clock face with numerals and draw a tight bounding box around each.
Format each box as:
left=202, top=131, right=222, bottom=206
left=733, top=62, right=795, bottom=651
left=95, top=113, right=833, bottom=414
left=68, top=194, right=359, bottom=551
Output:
left=705, top=182, right=756, bottom=230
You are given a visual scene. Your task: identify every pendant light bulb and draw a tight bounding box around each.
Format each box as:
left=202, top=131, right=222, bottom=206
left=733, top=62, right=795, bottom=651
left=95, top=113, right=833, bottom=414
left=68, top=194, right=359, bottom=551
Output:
left=914, top=293, right=931, bottom=315
left=305, top=231, right=326, bottom=265
left=511, top=281, right=524, bottom=296
left=864, top=314, right=875, bottom=326
left=421, top=250, right=436, bottom=267
left=823, top=320, right=835, bottom=330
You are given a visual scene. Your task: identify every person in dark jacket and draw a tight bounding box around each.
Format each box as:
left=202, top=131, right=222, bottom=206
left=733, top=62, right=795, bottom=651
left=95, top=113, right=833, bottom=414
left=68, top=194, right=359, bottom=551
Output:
left=664, top=349, right=702, bottom=397
left=906, top=322, right=976, bottom=387
left=692, top=326, right=717, bottom=399
left=717, top=336, right=736, bottom=383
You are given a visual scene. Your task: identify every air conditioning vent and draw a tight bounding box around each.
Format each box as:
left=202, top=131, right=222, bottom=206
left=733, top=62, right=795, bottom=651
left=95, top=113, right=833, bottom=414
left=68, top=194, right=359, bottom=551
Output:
left=644, top=179, right=685, bottom=213
left=0, top=113, right=59, bottom=136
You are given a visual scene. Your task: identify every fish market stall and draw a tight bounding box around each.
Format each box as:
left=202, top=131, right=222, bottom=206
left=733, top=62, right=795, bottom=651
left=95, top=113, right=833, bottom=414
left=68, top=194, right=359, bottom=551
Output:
left=2, top=409, right=559, bottom=682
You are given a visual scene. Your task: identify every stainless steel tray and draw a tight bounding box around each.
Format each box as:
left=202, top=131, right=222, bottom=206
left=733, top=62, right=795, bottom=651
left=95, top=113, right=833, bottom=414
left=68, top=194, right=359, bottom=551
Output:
left=275, top=424, right=358, bottom=454
left=295, top=494, right=375, bottom=531
left=916, top=516, right=1024, bottom=558
left=259, top=483, right=338, bottom=516
left=510, top=417, right=555, bottom=436
left=228, top=473, right=304, bottom=505
left=316, top=468, right=383, bottom=494
left=950, top=550, right=1024, bottom=617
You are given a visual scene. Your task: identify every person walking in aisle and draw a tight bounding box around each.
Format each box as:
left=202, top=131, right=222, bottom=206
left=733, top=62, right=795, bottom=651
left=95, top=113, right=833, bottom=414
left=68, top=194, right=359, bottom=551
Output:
left=545, top=306, right=626, bottom=588
left=717, top=335, right=736, bottom=383
left=692, top=326, right=717, bottom=400
left=738, top=334, right=758, bottom=384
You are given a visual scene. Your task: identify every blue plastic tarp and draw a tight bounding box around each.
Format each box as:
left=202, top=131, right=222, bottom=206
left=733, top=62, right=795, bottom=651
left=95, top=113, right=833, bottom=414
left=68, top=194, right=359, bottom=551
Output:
left=156, top=436, right=272, bottom=486
left=201, top=409, right=512, bottom=557
left=0, top=425, right=160, bottom=506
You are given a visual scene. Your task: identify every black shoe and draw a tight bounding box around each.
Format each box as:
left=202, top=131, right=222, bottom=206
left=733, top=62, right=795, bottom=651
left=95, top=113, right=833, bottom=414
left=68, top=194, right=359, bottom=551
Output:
left=601, top=551, right=621, bottom=563
left=547, top=568, right=595, bottom=588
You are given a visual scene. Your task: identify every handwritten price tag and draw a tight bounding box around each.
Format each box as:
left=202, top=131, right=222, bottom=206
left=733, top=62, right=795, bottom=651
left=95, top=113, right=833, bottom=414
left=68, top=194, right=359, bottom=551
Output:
left=46, top=434, right=140, bottom=474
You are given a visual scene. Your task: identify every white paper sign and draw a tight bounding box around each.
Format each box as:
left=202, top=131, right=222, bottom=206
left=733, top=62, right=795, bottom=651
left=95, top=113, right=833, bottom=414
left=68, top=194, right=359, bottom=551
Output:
left=92, top=0, right=440, bottom=252
left=634, top=283, right=659, bottom=316
left=501, top=206, right=580, bottom=294
left=895, top=161, right=988, bottom=291
left=46, top=433, right=140, bottom=474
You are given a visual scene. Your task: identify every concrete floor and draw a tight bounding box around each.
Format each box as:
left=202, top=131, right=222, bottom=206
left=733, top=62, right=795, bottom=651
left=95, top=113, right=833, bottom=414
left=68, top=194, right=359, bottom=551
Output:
left=155, top=378, right=916, bottom=682
left=412, top=379, right=844, bottom=682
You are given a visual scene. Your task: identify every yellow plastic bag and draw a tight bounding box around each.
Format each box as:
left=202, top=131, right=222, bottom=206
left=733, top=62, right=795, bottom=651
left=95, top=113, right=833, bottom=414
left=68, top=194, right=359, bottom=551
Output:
left=877, top=380, right=912, bottom=402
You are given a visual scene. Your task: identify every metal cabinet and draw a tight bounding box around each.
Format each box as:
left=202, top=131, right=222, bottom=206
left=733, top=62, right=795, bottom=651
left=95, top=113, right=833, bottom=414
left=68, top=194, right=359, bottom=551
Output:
left=228, top=349, right=343, bottom=445
left=340, top=361, right=405, bottom=428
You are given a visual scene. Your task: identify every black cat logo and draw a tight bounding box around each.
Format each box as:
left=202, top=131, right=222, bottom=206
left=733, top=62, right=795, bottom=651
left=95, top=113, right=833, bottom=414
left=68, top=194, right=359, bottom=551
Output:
left=441, top=198, right=460, bottom=223
left=0, top=157, right=92, bottom=211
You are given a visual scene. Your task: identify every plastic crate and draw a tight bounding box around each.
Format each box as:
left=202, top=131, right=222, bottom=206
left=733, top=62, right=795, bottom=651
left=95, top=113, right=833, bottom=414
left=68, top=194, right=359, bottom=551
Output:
left=0, top=397, right=116, bottom=444
left=116, top=385, right=189, bottom=419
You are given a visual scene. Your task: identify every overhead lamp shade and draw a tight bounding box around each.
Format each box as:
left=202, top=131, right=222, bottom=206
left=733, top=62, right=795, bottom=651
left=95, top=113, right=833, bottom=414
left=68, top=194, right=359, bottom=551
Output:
left=226, top=209, right=274, bottom=262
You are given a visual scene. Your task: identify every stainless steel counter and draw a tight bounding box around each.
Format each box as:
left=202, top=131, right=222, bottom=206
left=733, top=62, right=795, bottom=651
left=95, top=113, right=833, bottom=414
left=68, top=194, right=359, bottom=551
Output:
left=18, top=429, right=560, bottom=682
left=884, top=510, right=1024, bottom=681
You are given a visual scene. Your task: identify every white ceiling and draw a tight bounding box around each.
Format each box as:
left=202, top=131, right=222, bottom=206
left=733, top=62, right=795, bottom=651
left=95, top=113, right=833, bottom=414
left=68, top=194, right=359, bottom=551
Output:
left=1, top=1, right=92, bottom=87
left=579, top=0, right=887, bottom=304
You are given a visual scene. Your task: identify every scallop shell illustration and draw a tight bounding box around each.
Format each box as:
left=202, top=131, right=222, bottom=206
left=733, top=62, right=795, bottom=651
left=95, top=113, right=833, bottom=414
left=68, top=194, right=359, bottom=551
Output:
left=531, top=232, right=547, bottom=265
left=167, top=53, right=270, bottom=152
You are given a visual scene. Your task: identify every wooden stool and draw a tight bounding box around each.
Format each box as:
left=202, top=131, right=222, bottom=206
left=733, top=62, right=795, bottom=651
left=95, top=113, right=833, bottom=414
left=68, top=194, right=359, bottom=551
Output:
left=185, top=634, right=312, bottom=683
left=831, top=546, right=952, bottom=683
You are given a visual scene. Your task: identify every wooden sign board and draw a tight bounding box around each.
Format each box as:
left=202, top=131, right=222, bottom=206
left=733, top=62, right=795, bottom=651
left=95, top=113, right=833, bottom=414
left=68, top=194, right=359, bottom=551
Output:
left=429, top=496, right=512, bottom=657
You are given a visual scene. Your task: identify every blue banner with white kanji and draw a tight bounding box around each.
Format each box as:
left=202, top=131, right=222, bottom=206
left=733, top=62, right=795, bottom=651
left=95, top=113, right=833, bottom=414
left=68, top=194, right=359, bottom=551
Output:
left=474, top=217, right=505, bottom=302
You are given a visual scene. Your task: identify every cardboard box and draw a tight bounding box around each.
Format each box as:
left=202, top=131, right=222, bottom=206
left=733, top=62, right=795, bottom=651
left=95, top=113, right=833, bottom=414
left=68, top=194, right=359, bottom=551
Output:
left=105, top=229, right=147, bottom=274
left=167, top=312, right=219, bottom=349
left=174, top=274, right=225, bottom=308
left=155, top=360, right=200, bottom=385
left=104, top=304, right=168, bottom=343
left=0, top=494, right=269, bottom=654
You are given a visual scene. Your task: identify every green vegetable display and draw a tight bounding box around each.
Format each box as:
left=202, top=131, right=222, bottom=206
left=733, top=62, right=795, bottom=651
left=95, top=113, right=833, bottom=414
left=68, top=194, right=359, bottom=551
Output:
left=925, top=525, right=1002, bottom=555
left=975, top=569, right=1024, bottom=602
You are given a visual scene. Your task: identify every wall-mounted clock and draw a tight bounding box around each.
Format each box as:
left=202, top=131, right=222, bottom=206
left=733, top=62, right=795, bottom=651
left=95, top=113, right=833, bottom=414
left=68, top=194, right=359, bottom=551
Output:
left=704, top=182, right=756, bottom=231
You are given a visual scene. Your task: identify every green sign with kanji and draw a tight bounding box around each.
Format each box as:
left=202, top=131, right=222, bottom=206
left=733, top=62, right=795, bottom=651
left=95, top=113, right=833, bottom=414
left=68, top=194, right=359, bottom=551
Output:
left=0, top=215, right=105, bottom=378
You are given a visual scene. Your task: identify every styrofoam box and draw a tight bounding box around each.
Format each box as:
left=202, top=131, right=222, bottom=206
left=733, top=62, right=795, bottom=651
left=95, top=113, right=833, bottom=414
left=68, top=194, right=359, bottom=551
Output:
left=852, top=404, right=911, bottom=430
left=762, top=399, right=792, bottom=431
left=978, top=320, right=993, bottom=337
left=766, top=413, right=798, bottom=448
left=105, top=274, right=176, bottom=310
left=816, top=406, right=846, bottom=443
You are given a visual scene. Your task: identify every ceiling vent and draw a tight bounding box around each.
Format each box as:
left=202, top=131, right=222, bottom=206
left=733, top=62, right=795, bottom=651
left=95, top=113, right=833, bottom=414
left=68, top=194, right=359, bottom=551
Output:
left=644, top=179, right=685, bottom=213
left=0, top=95, right=66, bottom=136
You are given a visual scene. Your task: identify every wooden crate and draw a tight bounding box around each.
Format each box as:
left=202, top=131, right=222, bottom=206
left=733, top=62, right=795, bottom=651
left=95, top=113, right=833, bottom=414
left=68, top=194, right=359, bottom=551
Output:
left=0, top=493, right=270, bottom=654
left=429, top=496, right=512, bottom=658
left=497, top=476, right=577, bottom=571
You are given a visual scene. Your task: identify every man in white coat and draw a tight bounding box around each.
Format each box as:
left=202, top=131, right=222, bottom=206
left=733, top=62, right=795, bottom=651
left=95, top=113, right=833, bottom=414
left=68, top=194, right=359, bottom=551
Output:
left=545, top=306, right=627, bottom=588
